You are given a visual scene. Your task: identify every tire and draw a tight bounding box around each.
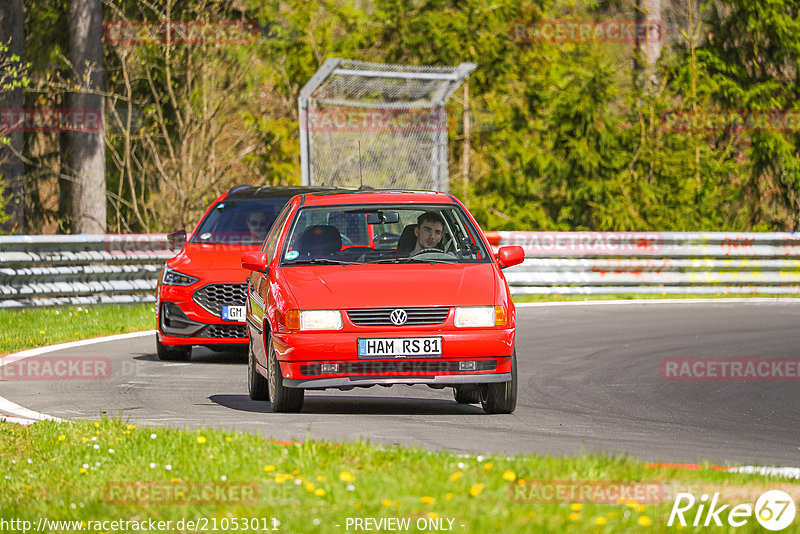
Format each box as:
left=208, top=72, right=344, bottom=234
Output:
left=248, top=337, right=269, bottom=401
left=267, top=337, right=304, bottom=412
left=481, top=349, right=517, bottom=414
left=453, top=385, right=481, bottom=404
left=156, top=338, right=191, bottom=361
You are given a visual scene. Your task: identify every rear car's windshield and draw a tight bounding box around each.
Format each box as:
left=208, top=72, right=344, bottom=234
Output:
left=280, top=204, right=491, bottom=265
left=191, top=197, right=290, bottom=245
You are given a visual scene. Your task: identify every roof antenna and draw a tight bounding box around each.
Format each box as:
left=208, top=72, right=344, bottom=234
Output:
left=358, top=141, right=364, bottom=190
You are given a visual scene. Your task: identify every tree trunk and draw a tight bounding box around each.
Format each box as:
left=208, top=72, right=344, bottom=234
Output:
left=67, top=0, right=106, bottom=234
left=635, top=0, right=663, bottom=91
left=0, top=0, right=25, bottom=234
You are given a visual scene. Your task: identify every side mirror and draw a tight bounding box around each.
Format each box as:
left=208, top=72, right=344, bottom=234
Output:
left=497, top=246, right=524, bottom=269
left=167, top=229, right=187, bottom=250
left=241, top=251, right=270, bottom=274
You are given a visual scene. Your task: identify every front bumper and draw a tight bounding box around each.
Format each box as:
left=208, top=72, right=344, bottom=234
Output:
left=271, top=327, right=514, bottom=387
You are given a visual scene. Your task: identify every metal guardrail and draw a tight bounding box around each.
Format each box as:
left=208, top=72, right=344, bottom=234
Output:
left=485, top=231, right=800, bottom=295
left=0, top=235, right=174, bottom=308
left=3, top=232, right=800, bottom=308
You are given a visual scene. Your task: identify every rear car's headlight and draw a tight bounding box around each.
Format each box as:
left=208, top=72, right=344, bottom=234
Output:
left=454, top=306, right=505, bottom=327
left=162, top=266, right=199, bottom=286
left=285, top=310, right=342, bottom=330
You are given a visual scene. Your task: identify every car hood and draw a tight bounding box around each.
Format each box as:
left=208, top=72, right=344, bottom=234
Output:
left=169, top=243, right=260, bottom=280
left=279, top=262, right=498, bottom=309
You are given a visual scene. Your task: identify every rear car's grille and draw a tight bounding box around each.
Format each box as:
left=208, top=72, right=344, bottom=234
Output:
left=346, top=307, right=450, bottom=326
left=301, top=360, right=496, bottom=376
left=193, top=283, right=247, bottom=317
left=202, top=324, right=247, bottom=339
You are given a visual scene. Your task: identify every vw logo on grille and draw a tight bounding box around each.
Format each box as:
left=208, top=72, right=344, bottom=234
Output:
left=389, top=309, right=408, bottom=326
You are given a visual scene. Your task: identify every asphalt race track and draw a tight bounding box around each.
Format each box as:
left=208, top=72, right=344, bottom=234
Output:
left=2, top=300, right=799, bottom=466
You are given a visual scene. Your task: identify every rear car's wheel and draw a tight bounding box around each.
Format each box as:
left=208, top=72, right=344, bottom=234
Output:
left=156, top=338, right=191, bottom=361
left=248, top=337, right=269, bottom=401
left=267, top=337, right=304, bottom=412
left=453, top=385, right=481, bottom=404
left=481, top=349, right=517, bottom=414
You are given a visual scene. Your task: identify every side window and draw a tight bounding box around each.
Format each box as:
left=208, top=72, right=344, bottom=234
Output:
left=264, top=203, right=292, bottom=260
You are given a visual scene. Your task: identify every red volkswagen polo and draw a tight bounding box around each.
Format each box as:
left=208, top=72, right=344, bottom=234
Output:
left=241, top=190, right=524, bottom=414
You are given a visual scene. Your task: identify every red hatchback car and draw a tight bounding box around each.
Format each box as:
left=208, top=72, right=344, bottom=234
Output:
left=156, top=185, right=334, bottom=360
left=241, top=190, right=525, bottom=414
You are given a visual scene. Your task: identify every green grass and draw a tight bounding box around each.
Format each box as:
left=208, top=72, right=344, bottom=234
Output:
left=1, top=418, right=794, bottom=533
left=0, top=303, right=155, bottom=355
left=512, top=293, right=800, bottom=303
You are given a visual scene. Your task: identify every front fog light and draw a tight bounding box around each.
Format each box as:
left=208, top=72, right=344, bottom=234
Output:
left=300, top=310, right=342, bottom=330
left=321, top=364, right=340, bottom=373
left=454, top=306, right=495, bottom=327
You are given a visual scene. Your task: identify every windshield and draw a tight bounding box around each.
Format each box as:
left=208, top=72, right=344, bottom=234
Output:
left=191, top=197, right=290, bottom=246
left=280, top=204, right=491, bottom=265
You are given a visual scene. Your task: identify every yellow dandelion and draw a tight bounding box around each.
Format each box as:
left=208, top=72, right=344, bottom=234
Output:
left=123, top=430, right=130, bottom=435
left=421, top=496, right=435, bottom=504
left=354, top=503, right=362, bottom=510
left=570, top=503, right=583, bottom=511
left=225, top=437, right=232, bottom=443
left=568, top=513, right=581, bottom=521
left=315, top=488, right=326, bottom=496
left=94, top=422, right=100, bottom=428
left=305, top=483, right=315, bottom=492
left=292, top=469, right=300, bottom=475
left=81, top=437, right=88, bottom=442
left=517, top=479, right=526, bottom=486
left=79, top=468, right=87, bottom=474
left=126, top=424, right=135, bottom=430
left=39, top=330, right=45, bottom=334
left=502, top=470, right=516, bottom=481
left=469, top=483, right=484, bottom=497
left=595, top=517, right=607, bottom=525
left=264, top=465, right=276, bottom=472
left=626, top=499, right=639, bottom=508
left=196, top=436, right=207, bottom=444
left=339, top=471, right=355, bottom=482
left=637, top=516, right=651, bottom=527
left=426, top=513, right=439, bottom=520
left=445, top=493, right=453, bottom=500
left=95, top=431, right=100, bottom=435
left=115, top=437, right=122, bottom=441
left=483, top=462, right=493, bottom=470
left=58, top=435, right=66, bottom=441
left=449, top=472, right=463, bottom=482
left=382, top=498, right=393, bottom=507
left=317, top=476, right=325, bottom=482
left=637, top=504, right=647, bottom=513
left=275, top=475, right=286, bottom=484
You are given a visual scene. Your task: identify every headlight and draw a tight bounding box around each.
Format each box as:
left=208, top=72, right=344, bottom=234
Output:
left=285, top=310, right=342, bottom=330
left=162, top=266, right=199, bottom=286
left=454, top=306, right=502, bottom=327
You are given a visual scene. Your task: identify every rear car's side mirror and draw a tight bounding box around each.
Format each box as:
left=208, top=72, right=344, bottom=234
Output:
left=241, top=251, right=270, bottom=274
left=497, top=246, right=525, bottom=269
left=167, top=229, right=187, bottom=250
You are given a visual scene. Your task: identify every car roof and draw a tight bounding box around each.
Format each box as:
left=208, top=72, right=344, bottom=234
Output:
left=300, top=189, right=456, bottom=207
left=223, top=185, right=351, bottom=200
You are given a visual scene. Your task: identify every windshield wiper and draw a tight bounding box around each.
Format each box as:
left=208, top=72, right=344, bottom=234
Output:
left=286, top=259, right=360, bottom=265
left=369, top=257, right=457, bottom=264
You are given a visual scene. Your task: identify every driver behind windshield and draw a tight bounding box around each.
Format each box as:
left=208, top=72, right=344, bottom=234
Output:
left=411, top=212, right=445, bottom=253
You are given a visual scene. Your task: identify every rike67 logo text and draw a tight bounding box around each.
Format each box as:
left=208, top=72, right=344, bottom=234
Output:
left=669, top=490, right=796, bottom=531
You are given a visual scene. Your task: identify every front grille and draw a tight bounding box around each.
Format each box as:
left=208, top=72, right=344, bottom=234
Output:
left=346, top=307, right=450, bottom=326
left=193, top=283, right=247, bottom=317
left=202, top=324, right=247, bottom=339
left=301, top=360, right=496, bottom=376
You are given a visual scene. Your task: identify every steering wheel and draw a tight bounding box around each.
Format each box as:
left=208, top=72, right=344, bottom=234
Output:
left=410, top=247, right=443, bottom=256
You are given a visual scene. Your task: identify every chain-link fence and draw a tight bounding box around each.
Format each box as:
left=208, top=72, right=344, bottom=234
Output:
left=298, top=59, right=475, bottom=191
